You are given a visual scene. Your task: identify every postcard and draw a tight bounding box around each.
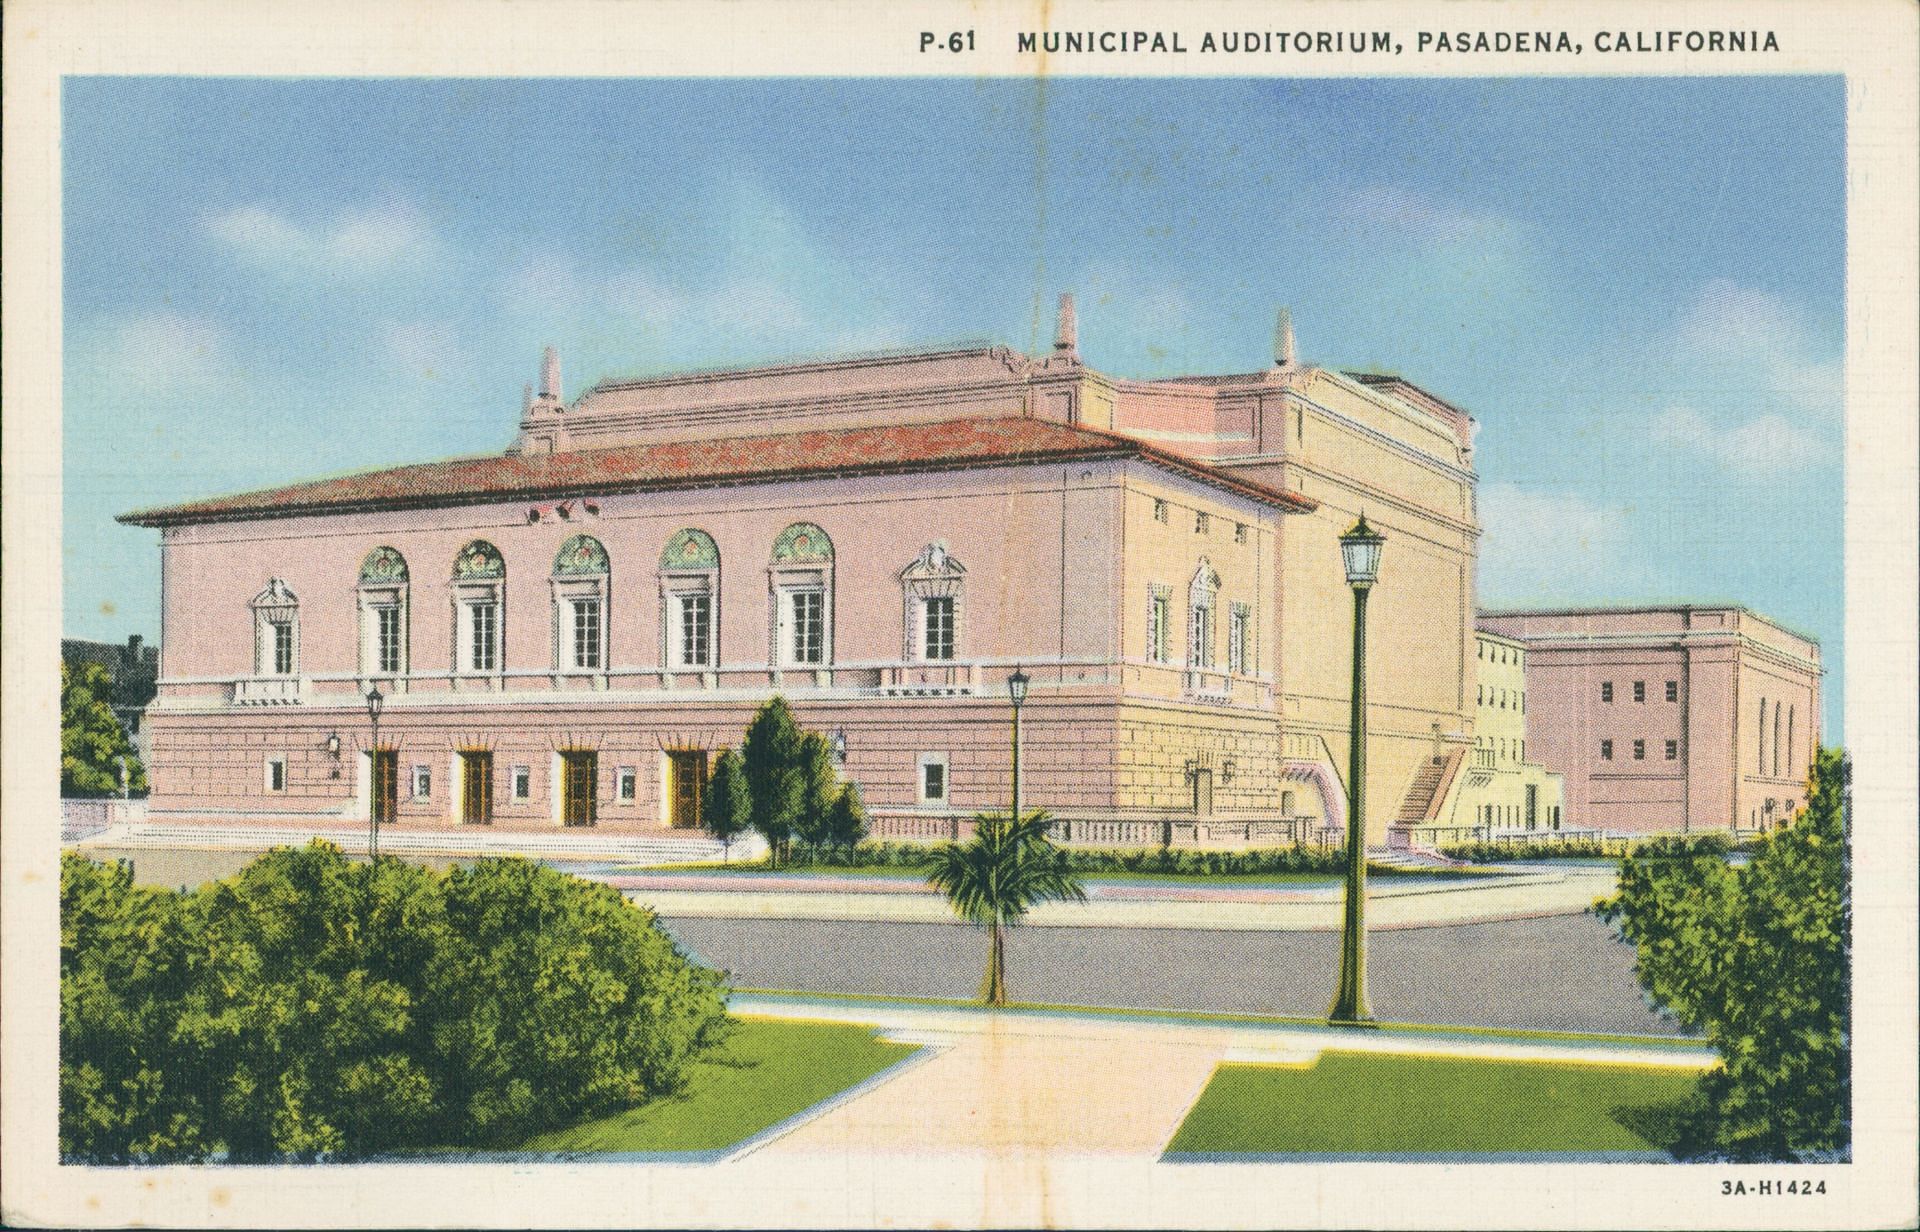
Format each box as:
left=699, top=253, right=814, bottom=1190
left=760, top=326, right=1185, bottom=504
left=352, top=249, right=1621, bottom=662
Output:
left=4, top=1, right=1916, bottom=1227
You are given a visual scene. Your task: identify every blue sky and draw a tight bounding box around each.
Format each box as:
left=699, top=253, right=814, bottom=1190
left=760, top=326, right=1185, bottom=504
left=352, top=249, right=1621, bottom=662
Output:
left=63, top=77, right=1845, bottom=734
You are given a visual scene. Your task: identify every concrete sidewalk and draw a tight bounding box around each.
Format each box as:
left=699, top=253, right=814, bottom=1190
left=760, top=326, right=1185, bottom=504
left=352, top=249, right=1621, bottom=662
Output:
left=729, top=992, right=1714, bottom=1163
left=623, top=866, right=1620, bottom=931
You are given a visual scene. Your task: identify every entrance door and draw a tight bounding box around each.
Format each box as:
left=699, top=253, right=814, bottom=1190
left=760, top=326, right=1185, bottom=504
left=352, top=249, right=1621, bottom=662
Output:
left=669, top=751, right=709, bottom=829
left=1191, top=768, right=1214, bottom=818
left=461, top=752, right=493, bottom=825
left=371, top=750, right=398, bottom=827
left=561, top=751, right=597, bottom=827
left=1525, top=783, right=1539, bottom=830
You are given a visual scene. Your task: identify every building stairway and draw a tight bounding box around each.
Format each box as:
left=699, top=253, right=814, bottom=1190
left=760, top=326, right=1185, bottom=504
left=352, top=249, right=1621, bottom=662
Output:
left=81, top=820, right=752, bottom=867
left=1395, top=749, right=1462, bottom=824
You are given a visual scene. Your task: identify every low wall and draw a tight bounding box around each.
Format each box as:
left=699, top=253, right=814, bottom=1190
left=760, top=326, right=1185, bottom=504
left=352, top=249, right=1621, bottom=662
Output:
left=60, top=797, right=147, bottom=842
left=870, top=813, right=1339, bottom=850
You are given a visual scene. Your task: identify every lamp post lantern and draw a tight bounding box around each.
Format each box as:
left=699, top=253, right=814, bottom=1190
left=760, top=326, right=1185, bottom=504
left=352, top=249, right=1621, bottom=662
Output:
left=365, top=684, right=385, bottom=862
left=1330, top=515, right=1384, bottom=1026
left=1007, top=668, right=1030, bottom=826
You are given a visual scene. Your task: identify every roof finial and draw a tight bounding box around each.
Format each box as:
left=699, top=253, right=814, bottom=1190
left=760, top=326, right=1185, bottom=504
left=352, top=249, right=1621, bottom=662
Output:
left=1054, top=292, right=1078, bottom=355
left=1274, top=307, right=1296, bottom=368
left=541, top=346, right=562, bottom=401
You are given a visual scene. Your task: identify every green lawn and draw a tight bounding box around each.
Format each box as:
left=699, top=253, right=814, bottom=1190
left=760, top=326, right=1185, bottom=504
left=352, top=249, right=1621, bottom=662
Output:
left=1165, top=1050, right=1706, bottom=1157
left=516, top=1017, right=915, bottom=1154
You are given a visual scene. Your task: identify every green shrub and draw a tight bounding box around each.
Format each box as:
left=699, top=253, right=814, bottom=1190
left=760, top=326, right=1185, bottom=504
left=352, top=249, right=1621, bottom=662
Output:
left=1597, top=748, right=1850, bottom=1161
left=778, top=840, right=1353, bottom=877
left=60, top=843, right=727, bottom=1163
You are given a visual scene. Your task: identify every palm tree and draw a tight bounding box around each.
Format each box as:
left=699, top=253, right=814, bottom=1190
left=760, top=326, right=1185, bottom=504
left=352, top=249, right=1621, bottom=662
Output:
left=924, top=810, right=1086, bottom=1006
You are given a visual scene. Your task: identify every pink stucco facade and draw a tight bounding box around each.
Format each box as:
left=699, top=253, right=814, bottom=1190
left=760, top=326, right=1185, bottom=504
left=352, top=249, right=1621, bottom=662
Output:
left=124, top=305, right=1487, bottom=845
left=1476, top=606, right=1822, bottom=833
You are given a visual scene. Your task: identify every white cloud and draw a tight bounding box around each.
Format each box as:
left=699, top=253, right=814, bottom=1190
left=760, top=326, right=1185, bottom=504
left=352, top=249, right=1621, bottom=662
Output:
left=383, top=322, right=462, bottom=380
left=1339, top=185, right=1510, bottom=246
left=79, top=313, right=231, bottom=396
left=1650, top=406, right=1829, bottom=476
left=1477, top=483, right=1641, bottom=603
left=205, top=200, right=441, bottom=279
left=1671, top=278, right=1841, bottom=422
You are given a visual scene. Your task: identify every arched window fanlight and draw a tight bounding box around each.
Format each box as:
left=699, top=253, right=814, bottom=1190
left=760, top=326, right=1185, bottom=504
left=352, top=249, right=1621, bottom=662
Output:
left=553, top=534, right=609, bottom=576
left=661, top=528, right=720, bottom=570
left=453, top=540, right=506, bottom=580
left=771, top=522, right=833, bottom=564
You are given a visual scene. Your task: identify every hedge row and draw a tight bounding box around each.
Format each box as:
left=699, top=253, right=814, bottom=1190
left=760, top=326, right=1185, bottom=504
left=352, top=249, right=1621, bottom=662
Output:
left=1440, top=832, right=1768, bottom=863
left=61, top=842, right=728, bottom=1163
left=784, top=840, right=1367, bottom=876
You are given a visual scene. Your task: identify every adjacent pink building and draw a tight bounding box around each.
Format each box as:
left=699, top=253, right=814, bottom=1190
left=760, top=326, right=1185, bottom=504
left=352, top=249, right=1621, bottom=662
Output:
left=1476, top=606, right=1823, bottom=833
left=121, top=300, right=1486, bottom=846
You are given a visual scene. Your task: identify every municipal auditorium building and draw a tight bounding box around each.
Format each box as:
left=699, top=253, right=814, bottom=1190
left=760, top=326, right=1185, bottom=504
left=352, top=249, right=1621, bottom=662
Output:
left=122, top=300, right=1496, bottom=847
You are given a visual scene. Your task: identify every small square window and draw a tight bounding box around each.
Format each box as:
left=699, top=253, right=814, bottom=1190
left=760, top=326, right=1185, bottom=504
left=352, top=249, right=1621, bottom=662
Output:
left=1600, top=681, right=1613, bottom=703
left=917, top=754, right=948, bottom=804
left=266, top=756, right=287, bottom=792
left=1152, top=499, right=1168, bottom=524
left=1633, top=680, right=1646, bottom=703
left=1600, top=740, right=1613, bottom=761
left=1194, top=511, right=1210, bottom=534
left=1665, top=680, right=1678, bottom=702
left=1632, top=739, right=1646, bottom=760
left=1233, top=522, right=1247, bottom=544
left=1665, top=739, right=1679, bottom=761
left=511, top=765, right=531, bottom=800
left=411, top=764, right=432, bottom=798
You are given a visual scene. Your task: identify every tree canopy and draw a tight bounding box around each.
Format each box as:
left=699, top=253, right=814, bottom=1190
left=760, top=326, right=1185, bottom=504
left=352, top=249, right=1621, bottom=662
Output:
left=1598, top=747, right=1850, bottom=1161
left=61, top=660, right=146, bottom=797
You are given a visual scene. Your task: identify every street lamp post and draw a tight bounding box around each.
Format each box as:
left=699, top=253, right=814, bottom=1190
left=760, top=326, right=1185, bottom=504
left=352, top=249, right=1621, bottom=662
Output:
left=1008, top=668, right=1030, bottom=827
left=366, top=684, right=385, bottom=862
left=1330, top=515, right=1384, bottom=1026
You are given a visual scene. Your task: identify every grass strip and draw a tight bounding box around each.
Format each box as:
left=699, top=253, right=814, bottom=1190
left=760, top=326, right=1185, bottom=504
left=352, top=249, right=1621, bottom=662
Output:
left=1165, top=1050, right=1703, bottom=1155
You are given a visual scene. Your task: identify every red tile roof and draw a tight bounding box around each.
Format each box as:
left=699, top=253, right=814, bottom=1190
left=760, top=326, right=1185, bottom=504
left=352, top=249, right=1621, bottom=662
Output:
left=118, top=416, right=1316, bottom=527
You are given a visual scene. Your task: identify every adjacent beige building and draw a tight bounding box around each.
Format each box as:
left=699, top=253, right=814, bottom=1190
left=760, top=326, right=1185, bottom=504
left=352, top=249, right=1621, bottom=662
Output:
left=1477, top=606, right=1822, bottom=833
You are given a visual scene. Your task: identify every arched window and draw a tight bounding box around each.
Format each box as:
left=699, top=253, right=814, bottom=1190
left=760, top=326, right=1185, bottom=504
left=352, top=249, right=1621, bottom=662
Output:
left=357, top=546, right=409, bottom=678
left=1787, top=706, right=1796, bottom=778
left=770, top=523, right=833, bottom=670
left=900, top=542, right=965, bottom=662
left=250, top=578, right=300, bottom=676
left=1187, top=560, right=1218, bottom=669
left=1758, top=698, right=1769, bottom=771
left=451, top=540, right=506, bottom=675
left=661, top=529, right=720, bottom=670
left=552, top=535, right=609, bottom=672
left=1772, top=701, right=1783, bottom=778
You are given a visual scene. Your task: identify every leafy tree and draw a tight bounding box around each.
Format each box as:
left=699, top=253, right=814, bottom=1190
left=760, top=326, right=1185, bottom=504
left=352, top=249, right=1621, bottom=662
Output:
left=1598, top=747, right=1850, bottom=1161
left=792, top=731, right=841, bottom=851
left=924, top=811, right=1086, bottom=1006
left=427, top=858, right=728, bottom=1144
left=59, top=842, right=728, bottom=1161
left=824, top=782, right=870, bottom=858
left=741, top=696, right=806, bottom=865
left=701, top=748, right=752, bottom=863
left=61, top=660, right=146, bottom=797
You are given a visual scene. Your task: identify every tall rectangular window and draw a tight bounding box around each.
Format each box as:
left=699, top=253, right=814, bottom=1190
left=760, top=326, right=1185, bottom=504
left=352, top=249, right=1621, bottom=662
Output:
left=1228, top=604, right=1249, bottom=674
left=511, top=764, right=530, bottom=799
left=1666, top=739, right=1679, bottom=761
left=1633, top=680, right=1646, bottom=703
left=678, top=593, right=711, bottom=667
left=272, top=622, right=294, bottom=675
left=1189, top=605, right=1214, bottom=669
left=1666, top=679, right=1679, bottom=702
left=1147, top=589, right=1170, bottom=663
left=571, top=598, right=601, bottom=670
left=376, top=606, right=402, bottom=675
left=790, top=589, right=824, bottom=665
left=1600, top=739, right=1613, bottom=761
left=1194, top=511, right=1210, bottom=534
left=923, top=596, right=955, bottom=661
left=1600, top=681, right=1613, bottom=703
left=469, top=601, right=498, bottom=672
left=266, top=757, right=287, bottom=792
left=1632, top=739, right=1646, bottom=760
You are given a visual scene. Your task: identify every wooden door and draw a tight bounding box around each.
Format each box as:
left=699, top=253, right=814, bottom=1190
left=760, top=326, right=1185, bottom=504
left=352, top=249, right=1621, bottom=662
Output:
left=371, top=751, right=398, bottom=826
left=461, top=752, right=493, bottom=825
left=670, top=751, right=708, bottom=829
left=561, top=751, right=597, bottom=827
left=1191, top=767, right=1214, bottom=818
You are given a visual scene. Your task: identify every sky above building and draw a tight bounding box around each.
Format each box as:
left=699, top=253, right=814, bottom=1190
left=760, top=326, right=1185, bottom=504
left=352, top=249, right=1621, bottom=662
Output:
left=63, top=76, right=1845, bottom=734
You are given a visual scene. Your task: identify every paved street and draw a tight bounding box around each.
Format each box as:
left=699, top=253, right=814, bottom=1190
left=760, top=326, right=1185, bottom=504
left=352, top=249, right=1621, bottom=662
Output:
left=664, top=913, right=1685, bottom=1036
